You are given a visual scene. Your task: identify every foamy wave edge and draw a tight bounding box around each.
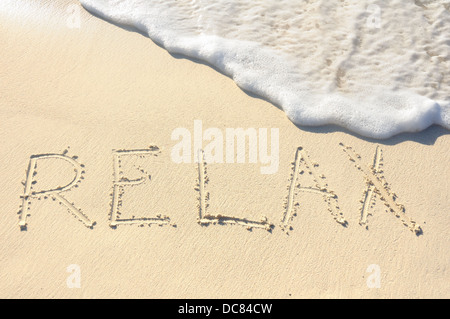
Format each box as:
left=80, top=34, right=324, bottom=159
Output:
left=80, top=0, right=450, bottom=139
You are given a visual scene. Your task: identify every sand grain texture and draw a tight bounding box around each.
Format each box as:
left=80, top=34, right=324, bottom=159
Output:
left=0, top=0, right=449, bottom=298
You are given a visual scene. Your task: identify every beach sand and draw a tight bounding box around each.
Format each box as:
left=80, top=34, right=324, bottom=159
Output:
left=0, top=0, right=449, bottom=298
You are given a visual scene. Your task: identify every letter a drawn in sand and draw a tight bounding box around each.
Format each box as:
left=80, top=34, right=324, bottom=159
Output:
left=281, top=147, right=347, bottom=233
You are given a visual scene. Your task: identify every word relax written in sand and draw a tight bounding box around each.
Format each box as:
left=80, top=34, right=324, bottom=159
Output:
left=17, top=144, right=422, bottom=235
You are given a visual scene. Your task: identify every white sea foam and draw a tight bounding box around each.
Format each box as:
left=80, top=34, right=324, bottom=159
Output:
left=79, top=0, right=449, bottom=138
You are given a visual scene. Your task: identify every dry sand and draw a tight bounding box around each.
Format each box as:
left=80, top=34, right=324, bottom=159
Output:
left=0, top=0, right=449, bottom=298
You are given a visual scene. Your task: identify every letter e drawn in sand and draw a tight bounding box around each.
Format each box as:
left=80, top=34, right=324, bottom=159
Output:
left=196, top=149, right=274, bottom=231
left=281, top=147, right=347, bottom=233
left=18, top=153, right=94, bottom=230
left=340, top=144, right=422, bottom=235
left=109, top=147, right=172, bottom=228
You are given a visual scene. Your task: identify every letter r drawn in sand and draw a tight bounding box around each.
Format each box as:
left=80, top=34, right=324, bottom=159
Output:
left=18, top=154, right=94, bottom=230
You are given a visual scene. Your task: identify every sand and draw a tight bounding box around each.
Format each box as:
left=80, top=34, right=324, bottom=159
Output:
left=0, top=0, right=449, bottom=298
